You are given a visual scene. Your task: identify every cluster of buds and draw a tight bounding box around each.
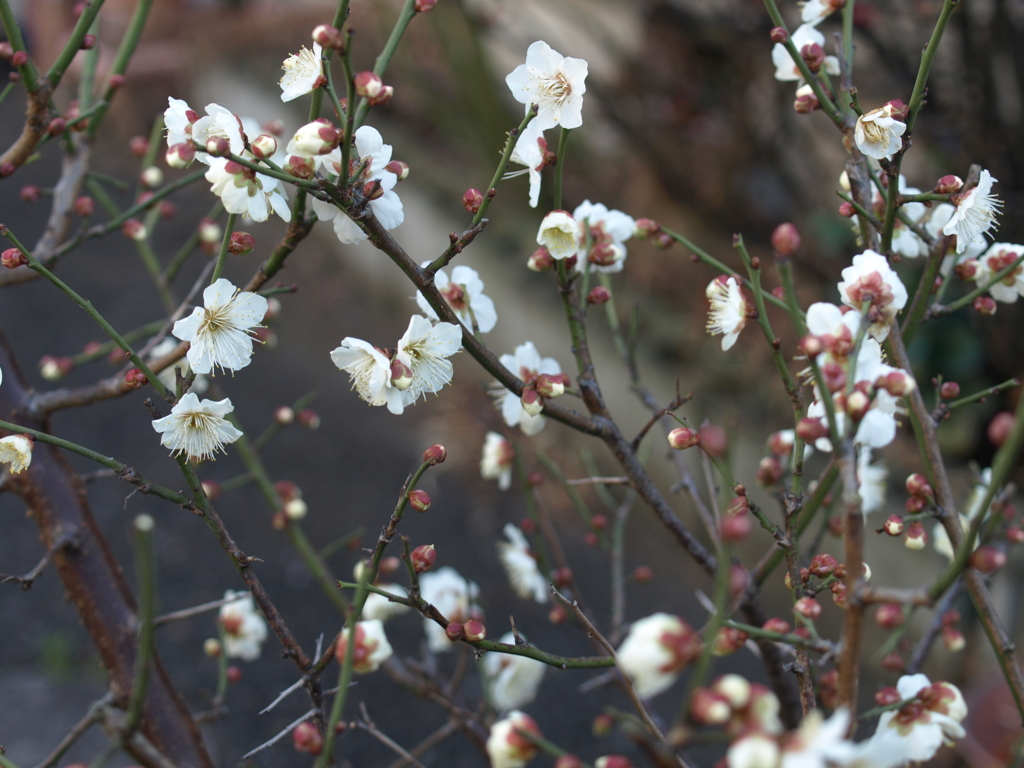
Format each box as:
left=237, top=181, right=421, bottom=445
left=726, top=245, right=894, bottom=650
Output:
left=354, top=71, right=394, bottom=106
left=271, top=480, right=307, bottom=527
left=124, top=368, right=148, bottom=389
left=904, top=472, right=934, bottom=514
left=519, top=372, right=569, bottom=418
left=720, top=493, right=752, bottom=543
left=690, top=674, right=784, bottom=741
left=940, top=609, right=965, bottom=652
left=711, top=625, right=749, bottom=656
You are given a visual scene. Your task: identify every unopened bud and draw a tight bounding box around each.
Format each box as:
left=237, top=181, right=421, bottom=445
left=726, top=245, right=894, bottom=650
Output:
left=160, top=201, right=177, bottom=219
left=876, top=370, right=916, bottom=396
left=463, top=188, right=484, bottom=214
left=293, top=119, right=341, bottom=156
left=689, top=688, right=732, bottom=725
left=757, top=456, right=783, bottom=486
left=521, top=389, right=544, bottom=417
left=527, top=246, right=554, bottom=272
left=368, top=85, right=393, bottom=106
left=942, top=626, right=966, bottom=652
left=700, top=424, right=728, bottom=457
left=462, top=619, right=485, bottom=641
left=632, top=565, right=653, bottom=583
left=904, top=521, right=926, bottom=549
left=770, top=26, right=789, bottom=43
left=47, top=117, right=66, bottom=135
left=554, top=756, right=584, bottom=768
left=801, top=42, right=825, bottom=73
left=883, top=515, right=905, bottom=536
left=198, top=218, right=222, bottom=244
left=140, top=166, right=163, bottom=188
left=285, top=498, right=308, bottom=520
left=846, top=390, right=870, bottom=421
left=408, top=489, right=431, bottom=513
left=711, top=625, right=748, bottom=656
left=987, top=411, right=1015, bottom=447
left=668, top=426, right=701, bottom=450
left=423, top=444, right=447, bottom=465
left=1006, top=526, right=1024, bottom=544
left=414, top=0, right=437, bottom=10
left=125, top=368, right=148, bottom=388
left=587, top=286, right=611, bottom=305
left=796, top=417, right=828, bottom=442
left=293, top=721, right=323, bottom=755
left=794, top=85, right=820, bottom=114
left=535, top=374, right=564, bottom=399
left=794, top=597, right=822, bottom=620
left=934, top=174, right=963, bottom=195
left=653, top=232, right=674, bottom=249
left=1, top=247, right=27, bottom=268
left=10, top=50, right=28, bottom=66
left=312, top=24, right=342, bottom=49
left=970, top=545, right=1007, bottom=574
left=297, top=408, right=321, bottom=429
left=808, top=553, right=838, bottom=577
left=974, top=295, right=997, bottom=316
left=206, top=136, right=231, bottom=157
left=354, top=71, right=383, bottom=99
left=905, top=473, right=933, bottom=499
left=40, top=355, right=73, bottom=380
left=880, top=653, right=905, bottom=672
left=19, top=184, right=39, bottom=202
left=0, top=162, right=15, bottom=177
left=838, top=201, right=856, bottom=217
left=385, top=160, right=409, bottom=180
left=720, top=510, right=752, bottom=542
left=121, top=218, right=147, bottom=241
left=875, top=603, right=904, bottom=629
left=80, top=34, right=96, bottom=50
left=201, top=480, right=221, bottom=500
left=285, top=155, right=315, bottom=179
left=445, top=622, right=464, bottom=641
left=411, top=543, right=436, bottom=572
left=274, top=406, right=295, bottom=425
left=771, top=222, right=801, bottom=256
left=250, top=134, right=278, bottom=160
left=939, top=381, right=960, bottom=399
left=763, top=618, right=791, bottom=635
left=592, top=714, right=614, bottom=737
left=885, top=99, right=909, bottom=121
left=203, top=638, right=222, bottom=657
left=228, top=231, right=255, bottom=255
left=633, top=218, right=660, bottom=238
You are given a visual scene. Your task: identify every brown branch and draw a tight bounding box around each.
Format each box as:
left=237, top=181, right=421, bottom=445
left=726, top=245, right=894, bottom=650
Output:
left=0, top=83, right=53, bottom=173
left=835, top=444, right=864, bottom=728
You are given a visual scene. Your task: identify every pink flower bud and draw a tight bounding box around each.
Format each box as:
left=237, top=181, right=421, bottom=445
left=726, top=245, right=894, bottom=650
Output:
left=633, top=565, right=653, bottom=583
left=1, top=247, right=27, bottom=269
left=285, top=155, right=315, bottom=179
left=883, top=515, right=905, bottom=536
left=974, top=295, right=997, bottom=316
left=720, top=510, right=752, bottom=543
left=798, top=334, right=824, bottom=357
left=312, top=24, right=342, bottom=49
left=204, top=136, right=229, bottom=157
left=934, top=174, right=963, bottom=195
left=885, top=99, right=909, bottom=121
left=794, top=86, right=820, bottom=114
left=160, top=201, right=177, bottom=219
left=653, top=232, right=674, bottom=250
left=527, top=246, right=554, bottom=272
left=880, top=653, right=905, bottom=672
left=11, top=50, right=28, bottom=66
left=821, top=361, right=846, bottom=392
left=700, top=424, right=728, bottom=457
left=905, top=496, right=925, bottom=513
left=414, top=0, right=437, bottom=10
left=771, top=223, right=801, bottom=256
left=463, top=187, right=484, bottom=214
left=411, top=543, right=436, bottom=572
left=128, top=136, right=149, bottom=156
left=368, top=84, right=393, bottom=106
left=250, top=134, right=278, bottom=159
left=905, top=473, right=933, bottom=499
left=293, top=722, right=323, bottom=755
left=73, top=195, right=94, bottom=217
left=354, top=71, right=383, bottom=99
left=108, top=73, right=125, bottom=89
left=228, top=231, right=255, bottom=255
left=463, top=618, right=486, bottom=641
left=139, top=166, right=163, bottom=188
left=875, top=686, right=901, bottom=706
left=19, top=184, right=39, bottom=202
left=942, top=626, right=966, bottom=652
left=846, top=390, right=870, bottom=421
left=796, top=417, right=828, bottom=442
left=689, top=688, right=732, bottom=725
left=80, top=34, right=96, bottom=50
left=297, top=408, right=321, bottom=429
left=939, top=381, right=960, bottom=399
left=794, top=597, right=822, bottom=620
left=587, top=286, right=611, bottom=305
left=47, top=117, right=66, bottom=135
left=633, top=218, right=661, bottom=238
left=0, top=162, right=16, bottom=177
left=808, top=553, right=838, bottom=577
left=838, top=201, right=856, bottom=217
left=423, top=444, right=446, bottom=465
left=757, top=456, right=783, bottom=486
left=124, top=368, right=148, bottom=388
left=408, top=489, right=431, bottom=513
left=385, top=160, right=409, bottom=180
left=904, top=521, right=926, bottom=549
left=521, top=388, right=544, bottom=417
left=987, top=411, right=1015, bottom=447
left=876, top=370, right=916, bottom=396
left=763, top=618, right=791, bottom=635
left=555, top=756, right=584, bottom=768
left=711, top=625, right=748, bottom=656
left=970, top=545, right=1007, bottom=574
left=592, top=713, right=614, bottom=737
left=668, top=426, right=701, bottom=450
left=770, top=26, right=789, bottom=43
left=121, top=218, right=147, bottom=241
left=875, top=603, right=904, bottom=629
left=445, top=622, right=464, bottom=641
left=1006, top=526, right=1024, bottom=544
left=801, top=42, right=825, bottom=73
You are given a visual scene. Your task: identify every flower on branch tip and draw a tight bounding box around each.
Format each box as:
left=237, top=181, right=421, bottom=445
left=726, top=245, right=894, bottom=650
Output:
left=854, top=104, right=906, bottom=161
left=483, top=631, right=547, bottom=712
left=481, top=431, right=515, bottom=490
left=616, top=613, right=702, bottom=699
left=573, top=200, right=635, bottom=275
left=771, top=24, right=839, bottom=83
left=218, top=591, right=268, bottom=661
left=492, top=342, right=562, bottom=436
left=331, top=337, right=404, bottom=414
left=164, top=99, right=245, bottom=165
left=334, top=619, right=393, bottom=673
left=975, top=242, right=1024, bottom=303
left=172, top=278, right=268, bottom=375
left=0, top=434, right=32, bottom=474
left=705, top=276, right=752, bottom=351
left=497, top=523, right=548, bottom=603
left=487, top=711, right=541, bottom=768
left=856, top=447, right=887, bottom=516
left=280, top=42, right=324, bottom=102
left=942, top=170, right=1002, bottom=255
left=152, top=393, right=243, bottom=462
left=537, top=210, right=578, bottom=260
left=505, top=41, right=588, bottom=131
left=836, top=250, right=907, bottom=341
left=419, top=567, right=482, bottom=653
left=415, top=263, right=497, bottom=333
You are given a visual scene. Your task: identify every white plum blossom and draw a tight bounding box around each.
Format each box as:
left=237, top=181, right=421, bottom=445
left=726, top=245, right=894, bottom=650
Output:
left=779, top=707, right=857, bottom=768
left=727, top=732, right=781, bottom=768
left=394, top=315, right=462, bottom=406
left=482, top=632, right=547, bottom=712
left=975, top=243, right=1024, bottom=303
left=536, top=210, right=578, bottom=260
left=337, top=619, right=394, bottom=674
left=856, top=447, right=888, bottom=516
left=481, top=431, right=515, bottom=490
left=942, top=170, right=1002, bottom=254
left=508, top=120, right=549, bottom=208
left=219, top=591, right=268, bottom=661
left=310, top=126, right=404, bottom=244
left=800, top=0, right=844, bottom=25
left=204, top=158, right=291, bottom=222
left=854, top=104, right=906, bottom=161
left=280, top=43, right=324, bottom=102
left=497, top=523, right=548, bottom=603
left=505, top=41, right=588, bottom=131
left=573, top=200, right=635, bottom=275
left=415, top=263, right=497, bottom=333
left=152, top=393, right=243, bottom=462
left=331, top=337, right=404, bottom=414
left=493, top=342, right=562, bottom=436
left=418, top=567, right=482, bottom=653
left=889, top=177, right=929, bottom=259
left=837, top=250, right=907, bottom=341
left=706, top=276, right=751, bottom=351
left=772, top=24, right=840, bottom=82
left=0, top=434, right=32, bottom=474
left=164, top=99, right=244, bottom=164
left=851, top=674, right=967, bottom=767
left=616, top=613, right=702, bottom=699
left=486, top=711, right=541, bottom=768
left=361, top=584, right=410, bottom=623
left=172, top=278, right=268, bottom=375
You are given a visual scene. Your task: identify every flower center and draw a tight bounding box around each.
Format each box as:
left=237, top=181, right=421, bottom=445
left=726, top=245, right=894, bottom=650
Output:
left=539, top=72, right=571, bottom=106
left=861, top=119, right=888, bottom=144
left=441, top=282, right=468, bottom=310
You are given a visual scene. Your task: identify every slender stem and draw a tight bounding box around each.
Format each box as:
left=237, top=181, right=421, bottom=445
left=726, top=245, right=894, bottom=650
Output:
left=210, top=213, right=237, bottom=283
left=933, top=251, right=1024, bottom=318
left=351, top=0, right=418, bottom=131
left=163, top=203, right=223, bottom=284
left=1, top=229, right=172, bottom=402
left=552, top=127, right=571, bottom=211
left=946, top=378, right=1020, bottom=411
left=123, top=515, right=157, bottom=738
left=44, top=0, right=107, bottom=89
left=0, top=0, right=40, bottom=90
left=78, top=16, right=100, bottom=110
left=223, top=152, right=321, bottom=191
left=471, top=109, right=536, bottom=227
left=135, top=240, right=175, bottom=314
left=87, top=0, right=154, bottom=138
left=905, top=0, right=959, bottom=134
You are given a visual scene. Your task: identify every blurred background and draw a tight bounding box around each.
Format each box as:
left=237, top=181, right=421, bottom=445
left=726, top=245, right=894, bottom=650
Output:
left=1, top=0, right=1023, bottom=765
